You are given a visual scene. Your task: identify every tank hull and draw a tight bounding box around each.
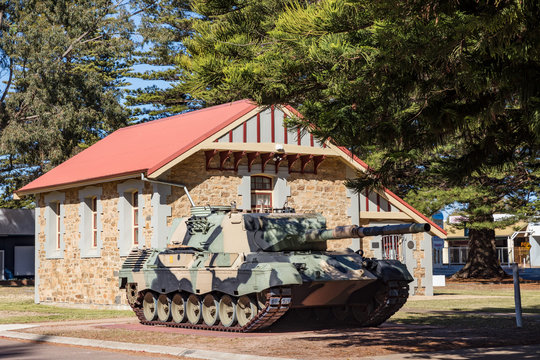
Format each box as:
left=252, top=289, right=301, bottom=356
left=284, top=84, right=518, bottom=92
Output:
left=119, top=205, right=422, bottom=332
left=119, top=248, right=413, bottom=331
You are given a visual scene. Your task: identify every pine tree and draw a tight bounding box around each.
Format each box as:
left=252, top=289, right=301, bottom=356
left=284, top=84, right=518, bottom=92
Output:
left=170, top=0, right=539, bottom=278
left=124, top=0, right=193, bottom=120
left=0, top=0, right=135, bottom=206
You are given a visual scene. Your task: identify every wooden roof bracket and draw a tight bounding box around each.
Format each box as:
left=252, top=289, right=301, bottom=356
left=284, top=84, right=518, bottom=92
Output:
left=247, top=152, right=259, bottom=172
left=205, top=150, right=218, bottom=170
left=300, top=154, right=313, bottom=174
left=260, top=153, right=274, bottom=173
left=313, top=155, right=326, bottom=174
left=286, top=154, right=300, bottom=173
left=233, top=151, right=245, bottom=172
left=219, top=150, right=232, bottom=170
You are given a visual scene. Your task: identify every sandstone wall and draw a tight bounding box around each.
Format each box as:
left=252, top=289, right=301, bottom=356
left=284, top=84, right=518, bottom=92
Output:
left=36, top=181, right=154, bottom=307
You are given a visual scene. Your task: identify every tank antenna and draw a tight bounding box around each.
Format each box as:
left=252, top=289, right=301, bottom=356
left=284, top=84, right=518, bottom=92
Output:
left=141, top=173, right=195, bottom=207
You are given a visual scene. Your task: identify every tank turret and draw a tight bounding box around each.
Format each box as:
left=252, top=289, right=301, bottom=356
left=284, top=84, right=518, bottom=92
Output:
left=119, top=205, right=431, bottom=332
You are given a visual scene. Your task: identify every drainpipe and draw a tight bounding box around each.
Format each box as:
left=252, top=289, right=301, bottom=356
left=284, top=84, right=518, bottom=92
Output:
left=141, top=173, right=195, bottom=207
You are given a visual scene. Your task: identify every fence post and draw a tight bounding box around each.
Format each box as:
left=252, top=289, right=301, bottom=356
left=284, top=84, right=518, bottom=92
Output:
left=512, top=262, right=523, bottom=328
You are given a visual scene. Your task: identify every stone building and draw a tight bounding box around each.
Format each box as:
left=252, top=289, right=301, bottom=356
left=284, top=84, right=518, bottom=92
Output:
left=16, top=100, right=446, bottom=308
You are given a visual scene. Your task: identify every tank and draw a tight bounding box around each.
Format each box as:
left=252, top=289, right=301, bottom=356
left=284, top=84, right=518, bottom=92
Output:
left=118, top=205, right=430, bottom=332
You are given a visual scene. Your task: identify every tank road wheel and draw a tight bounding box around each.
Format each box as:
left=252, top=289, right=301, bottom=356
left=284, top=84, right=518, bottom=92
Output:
left=186, top=294, right=202, bottom=324
left=157, top=294, right=172, bottom=322
left=256, top=289, right=269, bottom=309
left=171, top=293, right=187, bottom=323
left=142, top=292, right=158, bottom=321
left=202, top=294, right=220, bottom=326
left=218, top=295, right=237, bottom=327
left=236, top=295, right=257, bottom=327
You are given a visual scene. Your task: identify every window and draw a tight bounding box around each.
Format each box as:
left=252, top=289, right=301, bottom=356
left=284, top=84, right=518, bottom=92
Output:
left=131, top=191, right=139, bottom=246
left=44, top=192, right=65, bottom=259
left=54, top=201, right=61, bottom=250
left=382, top=235, right=400, bottom=260
left=117, top=180, right=144, bottom=256
left=449, top=246, right=468, bottom=264
left=78, top=187, right=102, bottom=258
left=91, top=197, right=98, bottom=248
left=251, top=176, right=273, bottom=212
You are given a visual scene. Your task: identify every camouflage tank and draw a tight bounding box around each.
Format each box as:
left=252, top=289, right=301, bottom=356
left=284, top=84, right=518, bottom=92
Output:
left=119, top=205, right=430, bottom=332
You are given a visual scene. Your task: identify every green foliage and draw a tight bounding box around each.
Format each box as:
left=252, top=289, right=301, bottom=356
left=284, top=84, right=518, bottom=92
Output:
left=167, top=0, right=540, bottom=277
left=176, top=0, right=539, bottom=225
left=0, top=0, right=135, bottom=206
left=125, top=0, right=192, bottom=120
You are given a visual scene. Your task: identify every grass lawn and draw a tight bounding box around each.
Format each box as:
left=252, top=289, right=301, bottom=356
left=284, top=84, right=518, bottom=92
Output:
left=0, top=285, right=132, bottom=324
left=390, top=282, right=540, bottom=329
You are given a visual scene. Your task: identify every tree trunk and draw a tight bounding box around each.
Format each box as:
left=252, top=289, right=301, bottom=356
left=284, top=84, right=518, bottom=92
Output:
left=452, top=227, right=508, bottom=279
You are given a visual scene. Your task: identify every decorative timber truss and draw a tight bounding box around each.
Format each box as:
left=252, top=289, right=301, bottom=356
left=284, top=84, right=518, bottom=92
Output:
left=204, top=150, right=326, bottom=174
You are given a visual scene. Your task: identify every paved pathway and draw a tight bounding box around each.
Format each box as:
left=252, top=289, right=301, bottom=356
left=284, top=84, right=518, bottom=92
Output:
left=0, top=338, right=175, bottom=360
left=0, top=328, right=297, bottom=360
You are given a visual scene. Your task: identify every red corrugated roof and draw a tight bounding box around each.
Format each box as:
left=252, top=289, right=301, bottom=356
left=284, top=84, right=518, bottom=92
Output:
left=17, top=99, right=446, bottom=236
left=17, top=100, right=257, bottom=194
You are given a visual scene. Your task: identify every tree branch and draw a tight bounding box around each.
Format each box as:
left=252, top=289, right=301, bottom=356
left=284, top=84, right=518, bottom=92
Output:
left=0, top=58, right=13, bottom=104
left=61, top=30, right=92, bottom=58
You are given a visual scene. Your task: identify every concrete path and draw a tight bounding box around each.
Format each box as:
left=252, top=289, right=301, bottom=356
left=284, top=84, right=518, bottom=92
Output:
left=0, top=329, right=298, bottom=360
left=0, top=338, right=175, bottom=360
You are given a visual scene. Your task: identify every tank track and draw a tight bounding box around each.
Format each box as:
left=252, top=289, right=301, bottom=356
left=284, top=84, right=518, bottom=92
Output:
left=130, top=287, right=291, bottom=333
left=360, top=280, right=410, bottom=326
left=280, top=280, right=410, bottom=329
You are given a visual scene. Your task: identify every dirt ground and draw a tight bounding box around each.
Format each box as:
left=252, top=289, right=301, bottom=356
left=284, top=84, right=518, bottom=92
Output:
left=18, top=282, right=540, bottom=360
left=21, top=319, right=540, bottom=360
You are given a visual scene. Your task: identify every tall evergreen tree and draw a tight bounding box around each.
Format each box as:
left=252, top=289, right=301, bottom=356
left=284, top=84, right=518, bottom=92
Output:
left=125, top=0, right=192, bottom=120
left=171, top=0, right=539, bottom=278
left=0, top=0, right=134, bottom=207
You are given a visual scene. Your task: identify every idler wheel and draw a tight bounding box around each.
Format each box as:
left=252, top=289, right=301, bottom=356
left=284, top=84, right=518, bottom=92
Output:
left=186, top=294, right=202, bottom=324
left=202, top=294, right=220, bottom=326
left=142, top=292, right=158, bottom=321
left=171, top=293, right=187, bottom=323
left=236, top=295, right=257, bottom=327
left=157, top=294, right=172, bottom=322
left=127, top=283, right=138, bottom=305
left=218, top=295, right=237, bottom=327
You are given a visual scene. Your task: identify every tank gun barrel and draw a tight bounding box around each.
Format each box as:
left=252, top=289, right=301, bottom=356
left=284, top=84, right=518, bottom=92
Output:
left=305, top=223, right=430, bottom=242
